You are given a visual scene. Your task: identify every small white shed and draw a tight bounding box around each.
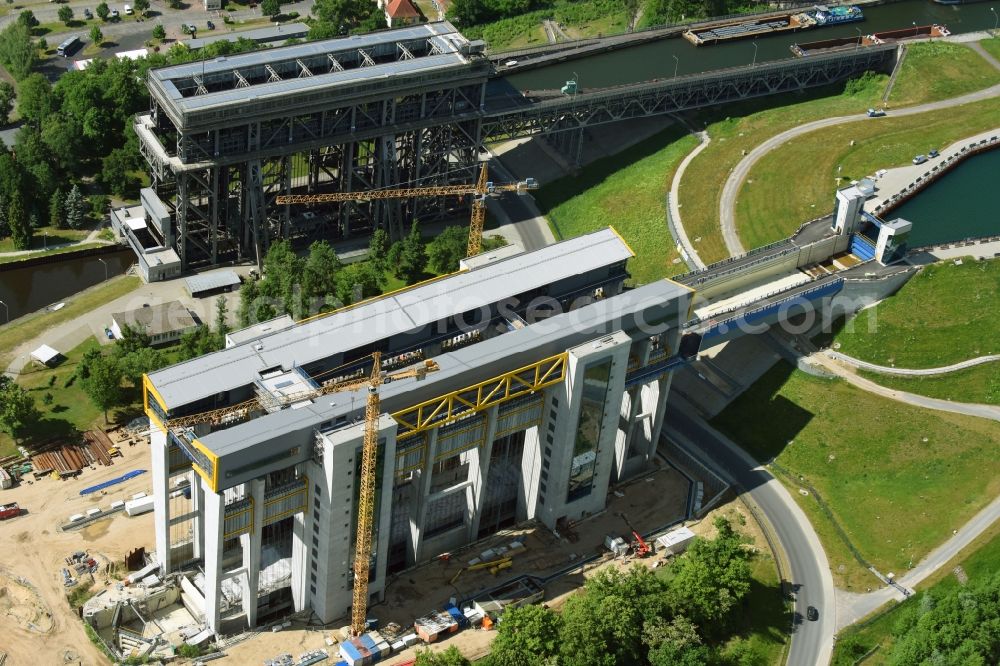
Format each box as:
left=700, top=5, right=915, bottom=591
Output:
left=655, top=526, right=696, bottom=555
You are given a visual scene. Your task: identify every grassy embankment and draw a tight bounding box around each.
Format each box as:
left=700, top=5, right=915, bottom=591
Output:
left=684, top=40, right=1000, bottom=262
left=711, top=362, right=1000, bottom=591
left=735, top=94, right=1000, bottom=249
left=463, top=0, right=631, bottom=50
left=831, top=523, right=1000, bottom=665
left=831, top=258, right=1000, bottom=404
left=533, top=125, right=700, bottom=284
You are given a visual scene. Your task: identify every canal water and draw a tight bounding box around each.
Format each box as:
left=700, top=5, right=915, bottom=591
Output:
left=0, top=248, right=134, bottom=323
left=507, top=0, right=998, bottom=89
left=887, top=147, right=1000, bottom=248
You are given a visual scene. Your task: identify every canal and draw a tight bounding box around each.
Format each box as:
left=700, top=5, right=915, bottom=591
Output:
left=0, top=248, right=134, bottom=323
left=888, top=147, right=1000, bottom=248
left=506, top=0, right=999, bottom=89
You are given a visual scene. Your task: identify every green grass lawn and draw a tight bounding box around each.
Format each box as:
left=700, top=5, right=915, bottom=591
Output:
left=981, top=36, right=1000, bottom=61
left=888, top=41, right=1000, bottom=107
left=0, top=226, right=91, bottom=253
left=712, top=362, right=1000, bottom=591
left=0, top=275, right=141, bottom=368
left=831, top=521, right=1000, bottom=665
left=735, top=95, right=1000, bottom=249
left=0, top=242, right=107, bottom=265
left=858, top=364, right=1000, bottom=406
left=678, top=75, right=886, bottom=264
left=834, top=258, right=1000, bottom=368
left=534, top=125, right=699, bottom=284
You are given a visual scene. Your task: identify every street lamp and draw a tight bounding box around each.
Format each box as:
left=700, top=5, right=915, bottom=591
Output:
left=43, top=231, right=47, bottom=250
left=855, top=27, right=862, bottom=50
left=913, top=21, right=917, bottom=38
left=572, top=71, right=579, bottom=98
left=992, top=8, right=998, bottom=37
left=97, top=257, right=108, bottom=281
left=0, top=299, right=7, bottom=325
left=751, top=39, right=758, bottom=68
left=672, top=54, right=679, bottom=79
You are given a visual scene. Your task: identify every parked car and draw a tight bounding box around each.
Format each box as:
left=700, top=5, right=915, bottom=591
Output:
left=912, top=155, right=928, bottom=165
left=83, top=7, right=93, bottom=18
left=807, top=606, right=819, bottom=621
left=124, top=4, right=133, bottom=14
left=867, top=108, right=886, bottom=118
left=110, top=8, right=119, bottom=18
left=182, top=23, right=198, bottom=34
left=928, top=149, right=940, bottom=158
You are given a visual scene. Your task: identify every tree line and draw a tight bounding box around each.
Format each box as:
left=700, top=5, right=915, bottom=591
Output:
left=238, top=224, right=504, bottom=326
left=413, top=517, right=762, bottom=666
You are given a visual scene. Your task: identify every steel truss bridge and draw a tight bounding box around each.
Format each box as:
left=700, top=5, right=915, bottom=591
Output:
left=135, top=21, right=896, bottom=271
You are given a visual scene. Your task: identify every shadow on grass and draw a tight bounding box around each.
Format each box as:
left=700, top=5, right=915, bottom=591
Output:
left=531, top=123, right=690, bottom=225
left=709, top=360, right=815, bottom=463
left=714, top=574, right=793, bottom=646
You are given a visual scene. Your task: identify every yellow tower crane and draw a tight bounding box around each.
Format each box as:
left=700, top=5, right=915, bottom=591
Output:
left=273, top=164, right=538, bottom=257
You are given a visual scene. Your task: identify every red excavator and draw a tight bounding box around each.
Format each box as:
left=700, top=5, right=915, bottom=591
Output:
left=620, top=512, right=651, bottom=558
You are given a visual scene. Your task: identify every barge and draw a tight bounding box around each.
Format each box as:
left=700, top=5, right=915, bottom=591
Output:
left=684, top=5, right=863, bottom=46
left=790, top=23, right=950, bottom=55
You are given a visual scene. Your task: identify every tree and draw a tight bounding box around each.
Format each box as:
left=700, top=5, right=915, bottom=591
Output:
left=664, top=517, right=754, bottom=629
left=393, top=220, right=427, bottom=284
left=49, top=188, right=65, bottom=228
left=8, top=190, right=31, bottom=250
left=96, top=2, right=110, bottom=20
left=16, top=73, right=53, bottom=126
left=310, top=0, right=384, bottom=37
left=0, top=22, right=39, bottom=80
left=489, top=604, right=562, bottom=666
left=425, top=225, right=468, bottom=275
left=0, top=375, right=41, bottom=441
left=152, top=24, right=166, bottom=40
left=114, top=323, right=151, bottom=358
left=16, top=10, right=37, bottom=29
left=301, top=240, right=342, bottom=314
left=101, top=147, right=139, bottom=197
left=62, top=185, right=86, bottom=229
left=80, top=353, right=123, bottom=423
left=335, top=261, right=384, bottom=304
left=0, top=81, right=14, bottom=125
left=261, top=0, right=281, bottom=17
left=119, top=347, right=166, bottom=388
left=90, top=24, right=104, bottom=46
left=214, top=295, right=230, bottom=338
left=237, top=278, right=264, bottom=328
left=414, top=646, right=470, bottom=666
left=644, top=616, right=711, bottom=666
left=177, top=325, right=224, bottom=361
left=58, top=5, right=74, bottom=24
left=367, top=227, right=390, bottom=274
left=134, top=0, right=149, bottom=14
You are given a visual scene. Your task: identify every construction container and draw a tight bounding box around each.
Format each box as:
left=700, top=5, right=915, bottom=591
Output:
left=87, top=507, right=102, bottom=518
left=443, top=603, right=469, bottom=628
left=109, top=500, right=126, bottom=510
left=68, top=513, right=85, bottom=523
left=125, top=495, right=155, bottom=517
left=655, top=526, right=696, bottom=555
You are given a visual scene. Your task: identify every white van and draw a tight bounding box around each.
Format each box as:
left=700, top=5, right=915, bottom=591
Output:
left=124, top=4, right=133, bottom=14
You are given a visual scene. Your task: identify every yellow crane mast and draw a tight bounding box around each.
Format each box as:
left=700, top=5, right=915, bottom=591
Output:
left=273, top=164, right=538, bottom=257
left=352, top=351, right=383, bottom=637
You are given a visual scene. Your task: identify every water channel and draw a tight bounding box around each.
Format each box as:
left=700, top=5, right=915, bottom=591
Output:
left=0, top=248, right=133, bottom=323
left=506, top=0, right=999, bottom=89
left=888, top=147, right=1000, bottom=248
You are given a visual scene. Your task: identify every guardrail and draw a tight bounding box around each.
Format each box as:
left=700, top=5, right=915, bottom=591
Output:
left=689, top=276, right=843, bottom=329
left=676, top=237, right=796, bottom=283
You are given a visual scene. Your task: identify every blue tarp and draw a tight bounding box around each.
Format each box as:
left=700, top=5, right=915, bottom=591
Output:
left=79, top=469, right=146, bottom=495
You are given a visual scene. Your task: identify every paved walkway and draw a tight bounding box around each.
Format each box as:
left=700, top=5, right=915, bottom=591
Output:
left=668, top=131, right=709, bottom=270
left=866, top=127, right=1000, bottom=213
left=0, top=226, right=113, bottom=259
left=824, top=350, right=1000, bottom=376
left=836, top=492, right=1000, bottom=629
left=718, top=39, right=1000, bottom=257
left=805, top=353, right=1000, bottom=421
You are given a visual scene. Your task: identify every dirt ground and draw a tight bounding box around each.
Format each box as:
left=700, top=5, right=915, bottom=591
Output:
left=0, top=433, right=156, bottom=666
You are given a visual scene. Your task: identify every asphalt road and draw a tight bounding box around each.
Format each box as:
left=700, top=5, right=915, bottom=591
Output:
left=665, top=397, right=836, bottom=666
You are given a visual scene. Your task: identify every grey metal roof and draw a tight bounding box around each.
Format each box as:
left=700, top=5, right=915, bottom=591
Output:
left=226, top=314, right=296, bottom=346
left=185, top=23, right=309, bottom=50
left=185, top=271, right=241, bottom=295
left=171, top=53, right=469, bottom=114
left=199, top=277, right=693, bottom=459
left=151, top=22, right=466, bottom=87
left=148, top=228, right=634, bottom=410
left=112, top=301, right=196, bottom=337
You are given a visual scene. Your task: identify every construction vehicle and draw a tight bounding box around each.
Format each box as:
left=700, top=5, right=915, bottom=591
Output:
left=273, top=163, right=538, bottom=257
left=619, top=512, right=651, bottom=558
left=449, top=555, right=515, bottom=585
left=0, top=502, right=22, bottom=520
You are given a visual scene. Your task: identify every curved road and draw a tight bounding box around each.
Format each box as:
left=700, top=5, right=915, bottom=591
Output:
left=719, top=73, right=1000, bottom=257
left=666, top=396, right=836, bottom=666
left=824, top=350, right=1000, bottom=376
left=668, top=131, right=710, bottom=270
